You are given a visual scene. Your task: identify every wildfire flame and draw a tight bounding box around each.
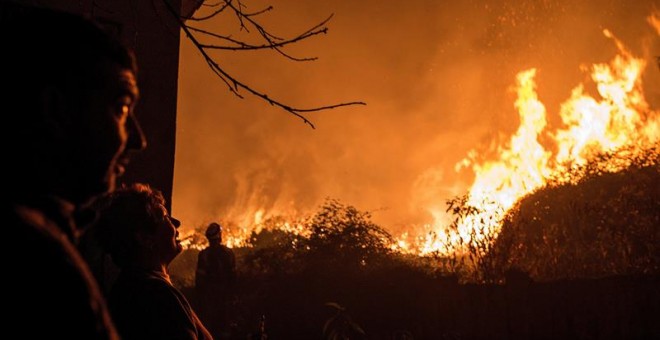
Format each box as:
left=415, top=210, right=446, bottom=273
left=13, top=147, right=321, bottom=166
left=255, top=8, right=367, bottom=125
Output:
left=413, top=28, right=658, bottom=255
left=183, top=25, right=658, bottom=258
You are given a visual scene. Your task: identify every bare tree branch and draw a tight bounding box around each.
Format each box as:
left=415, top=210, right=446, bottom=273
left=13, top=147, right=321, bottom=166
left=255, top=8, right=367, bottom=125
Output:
left=232, top=0, right=247, bottom=32
left=195, top=25, right=328, bottom=52
left=224, top=0, right=305, bottom=60
left=202, top=1, right=225, bottom=7
left=242, top=5, right=273, bottom=18
left=186, top=25, right=244, bottom=46
left=166, top=0, right=365, bottom=128
left=186, top=0, right=230, bottom=21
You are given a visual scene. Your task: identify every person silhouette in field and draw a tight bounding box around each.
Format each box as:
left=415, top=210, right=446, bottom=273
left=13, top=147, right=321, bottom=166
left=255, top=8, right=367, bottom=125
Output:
left=95, top=183, right=212, bottom=339
left=2, top=2, right=146, bottom=338
left=196, top=222, right=238, bottom=338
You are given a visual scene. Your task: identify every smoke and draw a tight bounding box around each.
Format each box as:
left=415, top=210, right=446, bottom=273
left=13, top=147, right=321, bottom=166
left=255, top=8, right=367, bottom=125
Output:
left=173, top=0, right=659, bottom=233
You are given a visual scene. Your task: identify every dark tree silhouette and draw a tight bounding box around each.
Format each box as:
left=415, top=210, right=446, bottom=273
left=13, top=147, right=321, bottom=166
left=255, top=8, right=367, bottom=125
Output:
left=164, top=0, right=365, bottom=128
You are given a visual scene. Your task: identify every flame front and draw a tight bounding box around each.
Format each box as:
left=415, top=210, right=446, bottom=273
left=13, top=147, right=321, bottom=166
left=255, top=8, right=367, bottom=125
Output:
left=183, top=26, right=658, bottom=259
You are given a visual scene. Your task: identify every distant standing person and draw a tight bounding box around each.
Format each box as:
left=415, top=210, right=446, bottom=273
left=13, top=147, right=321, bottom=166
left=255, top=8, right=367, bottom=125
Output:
left=96, top=184, right=212, bottom=339
left=196, top=222, right=238, bottom=338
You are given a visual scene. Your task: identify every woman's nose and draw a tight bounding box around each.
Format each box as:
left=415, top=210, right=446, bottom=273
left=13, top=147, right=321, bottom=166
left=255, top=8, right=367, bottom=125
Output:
left=169, top=216, right=181, bottom=229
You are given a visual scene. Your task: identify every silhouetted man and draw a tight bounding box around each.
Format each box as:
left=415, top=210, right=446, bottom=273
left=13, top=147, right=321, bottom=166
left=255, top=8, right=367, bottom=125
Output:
left=2, top=3, right=145, bottom=338
left=196, top=222, right=237, bottom=338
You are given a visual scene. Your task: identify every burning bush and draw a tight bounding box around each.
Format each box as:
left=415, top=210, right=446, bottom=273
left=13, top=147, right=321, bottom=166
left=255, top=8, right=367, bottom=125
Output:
left=241, top=199, right=398, bottom=276
left=306, top=199, right=394, bottom=267
left=241, top=227, right=307, bottom=277
left=491, top=146, right=660, bottom=281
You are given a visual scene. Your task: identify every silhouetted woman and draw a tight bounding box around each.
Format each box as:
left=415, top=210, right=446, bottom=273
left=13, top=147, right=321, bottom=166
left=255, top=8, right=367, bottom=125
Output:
left=96, top=183, right=212, bottom=339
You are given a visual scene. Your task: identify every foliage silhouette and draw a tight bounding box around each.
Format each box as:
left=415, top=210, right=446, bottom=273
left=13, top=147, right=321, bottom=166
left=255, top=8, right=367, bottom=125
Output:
left=306, top=199, right=394, bottom=268
left=239, top=199, right=396, bottom=276
left=491, top=146, right=659, bottom=281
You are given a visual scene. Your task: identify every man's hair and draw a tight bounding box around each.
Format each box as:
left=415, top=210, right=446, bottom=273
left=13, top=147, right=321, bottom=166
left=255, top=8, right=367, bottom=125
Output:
left=95, top=183, right=165, bottom=268
left=206, top=222, right=222, bottom=240
left=0, top=2, right=137, bottom=121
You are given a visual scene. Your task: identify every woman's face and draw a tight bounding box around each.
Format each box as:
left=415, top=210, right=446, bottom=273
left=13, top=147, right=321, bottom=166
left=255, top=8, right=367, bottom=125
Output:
left=150, top=203, right=183, bottom=265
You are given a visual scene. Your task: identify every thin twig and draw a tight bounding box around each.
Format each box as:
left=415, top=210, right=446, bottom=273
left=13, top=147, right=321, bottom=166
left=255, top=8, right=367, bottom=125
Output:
left=196, top=27, right=327, bottom=52
left=187, top=25, right=245, bottom=46
left=203, top=1, right=224, bottom=7
left=243, top=5, right=273, bottom=18
left=186, top=0, right=230, bottom=21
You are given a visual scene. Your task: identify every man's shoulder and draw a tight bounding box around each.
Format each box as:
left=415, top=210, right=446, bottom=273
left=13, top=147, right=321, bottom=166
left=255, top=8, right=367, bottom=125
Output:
left=200, top=244, right=233, bottom=254
left=4, top=204, right=118, bottom=339
left=7, top=204, right=77, bottom=261
left=212, top=245, right=235, bottom=257
left=6, top=203, right=99, bottom=292
left=198, top=247, right=212, bottom=260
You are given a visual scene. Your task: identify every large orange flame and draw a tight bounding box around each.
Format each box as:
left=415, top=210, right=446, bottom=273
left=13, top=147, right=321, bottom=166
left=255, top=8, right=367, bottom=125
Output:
left=412, top=28, right=658, bottom=255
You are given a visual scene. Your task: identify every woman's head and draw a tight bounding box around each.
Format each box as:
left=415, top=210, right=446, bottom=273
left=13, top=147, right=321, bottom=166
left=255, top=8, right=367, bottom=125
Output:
left=96, top=183, right=182, bottom=268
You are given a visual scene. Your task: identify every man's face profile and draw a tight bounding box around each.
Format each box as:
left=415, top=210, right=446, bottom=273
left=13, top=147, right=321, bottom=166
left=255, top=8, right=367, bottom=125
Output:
left=70, top=58, right=145, bottom=202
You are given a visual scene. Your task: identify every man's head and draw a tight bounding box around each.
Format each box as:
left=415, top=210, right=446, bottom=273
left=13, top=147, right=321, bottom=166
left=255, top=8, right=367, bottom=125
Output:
left=3, top=4, right=146, bottom=205
left=206, top=222, right=223, bottom=243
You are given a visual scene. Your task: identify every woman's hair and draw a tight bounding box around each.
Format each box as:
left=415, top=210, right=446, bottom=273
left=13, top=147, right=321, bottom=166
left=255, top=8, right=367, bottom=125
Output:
left=94, top=183, right=165, bottom=267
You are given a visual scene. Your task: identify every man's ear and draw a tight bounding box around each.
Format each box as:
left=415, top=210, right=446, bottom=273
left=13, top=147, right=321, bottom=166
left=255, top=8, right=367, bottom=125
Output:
left=135, top=232, right=155, bottom=250
left=37, top=86, right=72, bottom=136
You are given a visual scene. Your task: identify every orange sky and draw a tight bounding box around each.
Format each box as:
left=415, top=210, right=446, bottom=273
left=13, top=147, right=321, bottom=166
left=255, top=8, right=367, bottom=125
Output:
left=172, top=0, right=659, bottom=234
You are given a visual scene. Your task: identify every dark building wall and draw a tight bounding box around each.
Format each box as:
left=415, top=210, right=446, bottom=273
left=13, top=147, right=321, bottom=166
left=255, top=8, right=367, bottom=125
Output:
left=115, top=0, right=181, bottom=210
left=18, top=0, right=189, bottom=208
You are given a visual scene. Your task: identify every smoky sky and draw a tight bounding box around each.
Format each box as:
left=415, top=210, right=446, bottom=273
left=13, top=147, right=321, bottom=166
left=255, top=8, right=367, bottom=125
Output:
left=172, top=0, right=659, bottom=233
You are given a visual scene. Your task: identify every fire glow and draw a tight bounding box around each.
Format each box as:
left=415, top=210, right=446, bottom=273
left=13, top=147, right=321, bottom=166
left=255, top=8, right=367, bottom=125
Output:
left=183, top=27, right=659, bottom=257
left=408, top=28, right=658, bottom=256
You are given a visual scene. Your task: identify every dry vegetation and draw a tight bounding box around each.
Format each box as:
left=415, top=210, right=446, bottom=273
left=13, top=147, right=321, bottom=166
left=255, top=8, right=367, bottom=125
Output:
left=492, top=146, right=659, bottom=281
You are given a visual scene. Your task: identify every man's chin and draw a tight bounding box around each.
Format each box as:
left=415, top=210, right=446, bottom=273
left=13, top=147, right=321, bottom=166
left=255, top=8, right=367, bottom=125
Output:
left=106, top=172, right=120, bottom=192
left=78, top=181, right=113, bottom=207
left=107, top=180, right=116, bottom=193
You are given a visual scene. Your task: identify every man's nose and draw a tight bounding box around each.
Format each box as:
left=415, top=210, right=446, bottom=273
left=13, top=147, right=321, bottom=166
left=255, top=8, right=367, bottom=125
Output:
left=126, top=111, right=147, bottom=151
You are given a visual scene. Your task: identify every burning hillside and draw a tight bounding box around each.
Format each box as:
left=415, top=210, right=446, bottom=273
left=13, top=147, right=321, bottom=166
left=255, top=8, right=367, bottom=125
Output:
left=180, top=23, right=659, bottom=262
